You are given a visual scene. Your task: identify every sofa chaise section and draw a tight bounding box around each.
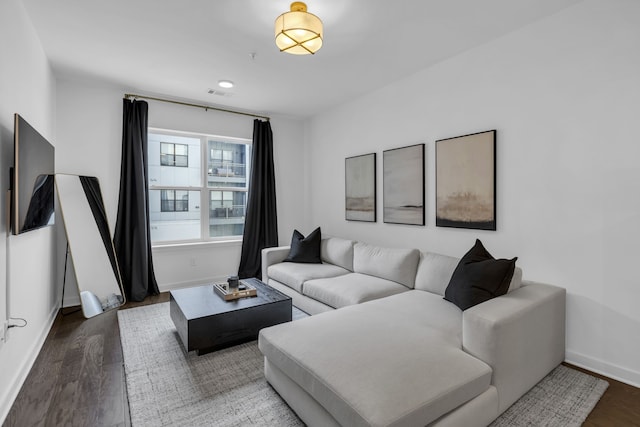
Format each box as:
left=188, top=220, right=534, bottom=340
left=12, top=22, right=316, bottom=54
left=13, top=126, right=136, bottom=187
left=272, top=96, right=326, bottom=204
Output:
left=259, top=292, right=493, bottom=427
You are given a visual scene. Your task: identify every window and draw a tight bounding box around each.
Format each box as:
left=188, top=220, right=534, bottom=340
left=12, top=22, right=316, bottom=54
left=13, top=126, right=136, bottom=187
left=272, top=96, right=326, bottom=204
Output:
left=160, top=142, right=188, bottom=167
left=160, top=190, right=189, bottom=212
left=148, top=129, right=251, bottom=243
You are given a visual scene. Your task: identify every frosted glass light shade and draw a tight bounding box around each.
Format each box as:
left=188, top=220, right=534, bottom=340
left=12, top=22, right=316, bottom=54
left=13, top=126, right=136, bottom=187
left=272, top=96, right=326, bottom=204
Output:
left=275, top=2, right=323, bottom=55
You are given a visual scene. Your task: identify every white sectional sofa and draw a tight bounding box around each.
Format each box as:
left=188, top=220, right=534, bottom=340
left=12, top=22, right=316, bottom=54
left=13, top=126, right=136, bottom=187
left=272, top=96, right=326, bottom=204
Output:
left=258, top=237, right=566, bottom=427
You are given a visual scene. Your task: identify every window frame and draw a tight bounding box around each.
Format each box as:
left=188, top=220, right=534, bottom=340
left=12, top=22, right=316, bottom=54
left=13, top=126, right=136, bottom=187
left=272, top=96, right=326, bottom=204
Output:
left=149, top=127, right=252, bottom=246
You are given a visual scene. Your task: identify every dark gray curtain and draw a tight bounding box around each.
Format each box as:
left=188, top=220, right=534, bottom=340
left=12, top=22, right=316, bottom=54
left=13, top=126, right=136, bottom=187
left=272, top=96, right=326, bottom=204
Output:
left=238, top=119, right=278, bottom=279
left=114, top=99, right=159, bottom=301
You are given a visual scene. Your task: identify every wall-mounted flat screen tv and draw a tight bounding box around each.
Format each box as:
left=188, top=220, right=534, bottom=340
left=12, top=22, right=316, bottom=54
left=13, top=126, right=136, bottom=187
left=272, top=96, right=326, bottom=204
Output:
left=12, top=113, right=55, bottom=235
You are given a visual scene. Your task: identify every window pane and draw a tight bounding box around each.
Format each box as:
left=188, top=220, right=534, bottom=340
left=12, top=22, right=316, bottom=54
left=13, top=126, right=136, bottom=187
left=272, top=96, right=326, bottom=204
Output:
left=160, top=142, right=173, bottom=155
left=150, top=190, right=200, bottom=242
left=175, top=199, right=188, bottom=211
left=149, top=133, right=201, bottom=187
left=207, top=140, right=250, bottom=189
left=209, top=190, right=246, bottom=237
left=160, top=154, right=172, bottom=166
left=161, top=200, right=174, bottom=211
left=174, top=144, right=188, bottom=156
left=174, top=155, right=188, bottom=167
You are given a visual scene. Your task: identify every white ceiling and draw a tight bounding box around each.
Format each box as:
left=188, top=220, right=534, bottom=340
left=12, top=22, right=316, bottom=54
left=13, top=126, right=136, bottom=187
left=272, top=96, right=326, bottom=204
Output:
left=22, top=0, right=581, bottom=118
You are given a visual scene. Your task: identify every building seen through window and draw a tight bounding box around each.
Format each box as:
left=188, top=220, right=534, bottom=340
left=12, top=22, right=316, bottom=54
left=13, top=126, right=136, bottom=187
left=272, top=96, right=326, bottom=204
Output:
left=148, top=130, right=251, bottom=243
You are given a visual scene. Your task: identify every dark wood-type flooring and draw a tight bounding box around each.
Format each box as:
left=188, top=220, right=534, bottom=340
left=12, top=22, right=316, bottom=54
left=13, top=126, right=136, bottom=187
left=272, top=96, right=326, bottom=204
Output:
left=4, top=292, right=640, bottom=426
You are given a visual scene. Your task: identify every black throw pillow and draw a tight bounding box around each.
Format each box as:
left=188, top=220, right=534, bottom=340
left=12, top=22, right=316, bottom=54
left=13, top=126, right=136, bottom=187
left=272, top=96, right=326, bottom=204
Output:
left=283, top=227, right=322, bottom=263
left=444, top=239, right=517, bottom=311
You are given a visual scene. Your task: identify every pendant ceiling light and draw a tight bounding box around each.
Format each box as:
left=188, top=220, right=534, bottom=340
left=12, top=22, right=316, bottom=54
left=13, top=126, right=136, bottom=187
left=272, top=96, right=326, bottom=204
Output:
left=275, top=2, right=323, bottom=55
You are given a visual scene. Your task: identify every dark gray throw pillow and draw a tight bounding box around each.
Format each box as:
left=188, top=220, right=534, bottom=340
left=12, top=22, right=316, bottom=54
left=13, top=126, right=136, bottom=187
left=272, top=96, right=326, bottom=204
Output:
left=284, top=227, right=322, bottom=263
left=444, top=239, right=517, bottom=310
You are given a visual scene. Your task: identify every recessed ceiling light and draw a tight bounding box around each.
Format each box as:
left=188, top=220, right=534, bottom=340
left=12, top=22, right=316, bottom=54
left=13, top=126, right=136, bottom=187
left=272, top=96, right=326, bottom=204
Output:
left=218, top=80, right=234, bottom=89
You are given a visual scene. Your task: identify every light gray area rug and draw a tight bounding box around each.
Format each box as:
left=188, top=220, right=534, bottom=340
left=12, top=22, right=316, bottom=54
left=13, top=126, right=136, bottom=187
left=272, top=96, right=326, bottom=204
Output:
left=489, top=364, right=608, bottom=426
left=119, top=303, right=607, bottom=427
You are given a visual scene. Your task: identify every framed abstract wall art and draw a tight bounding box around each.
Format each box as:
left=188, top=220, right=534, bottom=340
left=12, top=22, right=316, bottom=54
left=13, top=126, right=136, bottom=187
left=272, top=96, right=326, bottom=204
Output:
left=383, top=143, right=425, bottom=226
left=345, top=153, right=376, bottom=222
left=436, top=130, right=496, bottom=230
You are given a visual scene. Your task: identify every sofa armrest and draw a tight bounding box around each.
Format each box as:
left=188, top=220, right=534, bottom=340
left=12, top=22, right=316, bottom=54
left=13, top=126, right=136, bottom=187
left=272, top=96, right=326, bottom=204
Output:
left=462, top=282, right=566, bottom=413
left=261, top=246, right=291, bottom=282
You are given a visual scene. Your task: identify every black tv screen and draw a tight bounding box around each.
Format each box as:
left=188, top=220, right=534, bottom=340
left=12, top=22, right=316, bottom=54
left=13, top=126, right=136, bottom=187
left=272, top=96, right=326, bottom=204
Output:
left=12, top=113, right=55, bottom=235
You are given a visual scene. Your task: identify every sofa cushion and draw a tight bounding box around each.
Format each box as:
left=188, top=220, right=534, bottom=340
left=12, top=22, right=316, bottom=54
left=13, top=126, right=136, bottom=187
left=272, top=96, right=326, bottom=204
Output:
left=444, top=239, right=517, bottom=310
left=320, top=237, right=355, bottom=271
left=259, top=292, right=492, bottom=427
left=302, top=273, right=408, bottom=309
left=415, top=251, right=461, bottom=296
left=268, top=262, right=350, bottom=293
left=284, top=227, right=322, bottom=263
left=509, top=267, right=523, bottom=292
left=352, top=242, right=420, bottom=288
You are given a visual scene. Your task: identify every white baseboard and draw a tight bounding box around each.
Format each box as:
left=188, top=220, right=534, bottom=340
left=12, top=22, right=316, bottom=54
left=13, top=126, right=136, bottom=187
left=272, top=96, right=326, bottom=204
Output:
left=158, top=276, right=228, bottom=293
left=0, top=304, right=59, bottom=424
left=565, top=350, right=640, bottom=388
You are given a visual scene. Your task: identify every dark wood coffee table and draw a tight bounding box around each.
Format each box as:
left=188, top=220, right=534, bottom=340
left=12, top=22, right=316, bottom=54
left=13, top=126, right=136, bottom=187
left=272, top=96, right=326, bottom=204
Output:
left=169, top=278, right=292, bottom=355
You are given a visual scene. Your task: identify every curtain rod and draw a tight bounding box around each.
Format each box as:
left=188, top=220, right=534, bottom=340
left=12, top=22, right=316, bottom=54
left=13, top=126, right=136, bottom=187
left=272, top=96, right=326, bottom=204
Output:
left=123, top=93, right=270, bottom=121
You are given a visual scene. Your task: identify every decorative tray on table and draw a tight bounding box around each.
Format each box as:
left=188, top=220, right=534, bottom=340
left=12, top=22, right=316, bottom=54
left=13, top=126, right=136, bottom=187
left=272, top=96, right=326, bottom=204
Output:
left=213, top=280, right=258, bottom=301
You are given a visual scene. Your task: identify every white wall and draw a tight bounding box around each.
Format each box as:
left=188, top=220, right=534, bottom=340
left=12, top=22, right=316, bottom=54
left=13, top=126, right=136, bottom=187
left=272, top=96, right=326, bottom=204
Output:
left=55, top=79, right=306, bottom=293
left=305, top=0, right=640, bottom=387
left=0, top=0, right=58, bottom=422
